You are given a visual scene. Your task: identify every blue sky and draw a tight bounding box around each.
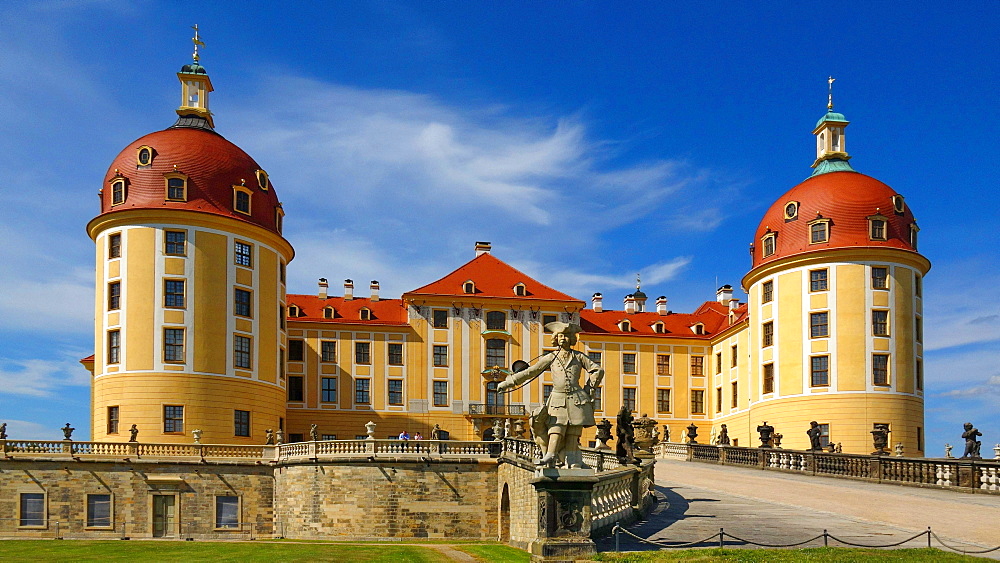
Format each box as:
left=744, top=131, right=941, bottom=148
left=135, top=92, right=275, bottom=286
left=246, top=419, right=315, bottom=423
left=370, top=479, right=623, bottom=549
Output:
left=0, top=1, right=996, bottom=452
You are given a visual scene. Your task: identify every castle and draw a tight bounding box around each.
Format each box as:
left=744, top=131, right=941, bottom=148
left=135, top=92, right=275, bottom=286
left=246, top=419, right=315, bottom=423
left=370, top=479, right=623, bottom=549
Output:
left=82, top=52, right=929, bottom=456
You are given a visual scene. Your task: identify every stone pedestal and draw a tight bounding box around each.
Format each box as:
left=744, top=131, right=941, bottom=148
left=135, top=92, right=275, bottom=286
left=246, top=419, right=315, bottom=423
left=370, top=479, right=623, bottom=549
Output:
left=529, top=468, right=598, bottom=562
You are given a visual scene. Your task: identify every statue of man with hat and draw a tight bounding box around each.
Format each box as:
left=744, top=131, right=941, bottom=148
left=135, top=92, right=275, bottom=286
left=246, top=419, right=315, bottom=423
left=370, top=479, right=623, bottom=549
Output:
left=498, top=321, right=604, bottom=468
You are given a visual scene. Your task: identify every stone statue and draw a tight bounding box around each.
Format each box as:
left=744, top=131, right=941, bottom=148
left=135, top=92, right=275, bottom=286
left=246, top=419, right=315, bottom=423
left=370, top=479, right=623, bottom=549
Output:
left=772, top=432, right=783, bottom=448
left=492, top=419, right=504, bottom=441
left=710, top=427, right=718, bottom=445
left=594, top=418, right=613, bottom=451
left=835, top=442, right=842, bottom=454
left=310, top=424, right=320, bottom=442
left=504, top=418, right=511, bottom=439
left=512, top=420, right=526, bottom=439
left=662, top=425, right=670, bottom=443
left=686, top=423, right=699, bottom=444
left=632, top=413, right=658, bottom=453
left=192, top=429, right=202, bottom=444
left=961, top=422, right=982, bottom=459
left=129, top=424, right=138, bottom=442
left=0, top=422, right=7, bottom=440
left=430, top=424, right=442, bottom=440
left=945, top=443, right=953, bottom=458
left=62, top=423, right=75, bottom=441
left=807, top=421, right=823, bottom=451
left=497, top=322, right=604, bottom=468
left=265, top=428, right=275, bottom=445
left=894, top=442, right=904, bottom=457
left=615, top=406, right=639, bottom=466
left=871, top=423, right=890, bottom=455
left=276, top=429, right=285, bottom=444
left=717, top=424, right=730, bottom=445
left=756, top=421, right=774, bottom=448
left=994, top=444, right=1000, bottom=460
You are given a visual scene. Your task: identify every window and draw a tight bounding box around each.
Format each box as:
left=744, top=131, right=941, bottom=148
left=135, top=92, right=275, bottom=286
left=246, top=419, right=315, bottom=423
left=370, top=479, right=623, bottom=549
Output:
left=809, top=220, right=830, bottom=243
left=109, top=233, right=122, bottom=259
left=164, top=230, right=186, bottom=256
left=322, top=434, right=337, bottom=441
left=279, top=306, right=286, bottom=330
left=164, top=280, right=185, bottom=308
left=388, top=343, right=403, bottom=365
left=763, top=364, right=774, bottom=394
left=355, top=379, right=371, bottom=404
left=433, top=345, right=448, bottom=367
left=873, top=354, right=890, bottom=385
left=811, top=355, right=829, bottom=386
left=762, top=232, right=776, bottom=257
left=620, top=320, right=632, bottom=332
left=910, top=224, right=919, bottom=249
left=256, top=169, right=269, bottom=190
left=433, top=310, right=448, bottom=328
left=433, top=381, right=448, bottom=406
left=810, top=312, right=829, bottom=338
left=691, top=390, right=705, bottom=414
left=656, top=389, right=671, bottom=413
left=872, top=310, right=889, bottom=336
left=107, top=406, right=119, bottom=434
left=486, top=311, right=506, bottom=330
left=163, top=405, right=184, bottom=433
left=692, top=323, right=705, bottom=335
left=810, top=269, right=828, bottom=292
left=542, top=314, right=558, bottom=331
left=287, top=305, right=299, bottom=318
left=321, top=377, right=337, bottom=402
left=323, top=307, right=334, bottom=319
left=166, top=177, right=186, bottom=201
left=279, top=262, right=286, bottom=284
left=234, top=187, right=251, bottom=215
left=111, top=180, right=126, bottom=205
left=917, top=426, right=923, bottom=451
left=215, top=496, right=239, bottom=529
left=690, top=356, right=704, bottom=376
left=762, top=280, right=773, bottom=303
left=108, top=281, right=121, bottom=311
left=287, top=376, right=303, bottom=401
left=622, top=353, right=637, bottom=374
left=359, top=308, right=372, bottom=321
left=106, top=330, right=121, bottom=365
left=916, top=358, right=923, bottom=391
left=234, top=241, right=252, bottom=267
left=622, top=388, right=636, bottom=412
left=164, top=328, right=184, bottom=362
left=234, top=335, right=251, bottom=369
left=731, top=382, right=738, bottom=409
left=234, top=410, right=250, bottom=437
left=514, top=283, right=526, bottom=296
left=588, top=351, right=602, bottom=366
left=355, top=342, right=371, bottom=365
left=715, top=352, right=722, bottom=374
left=872, top=266, right=888, bottom=290
left=715, top=387, right=723, bottom=412
left=652, top=321, right=665, bottom=333
left=817, top=423, right=831, bottom=448
left=87, top=494, right=112, bottom=528
left=321, top=341, right=337, bottom=363
left=279, top=349, right=285, bottom=380
left=137, top=146, right=153, bottom=166
left=543, top=384, right=553, bottom=403
left=870, top=217, right=887, bottom=240
left=593, top=386, right=602, bottom=411
left=762, top=322, right=774, bottom=347
left=783, top=201, right=799, bottom=220
left=915, top=274, right=922, bottom=297
left=20, top=493, right=45, bottom=527
left=656, top=354, right=670, bottom=375
left=463, top=281, right=475, bottom=294
left=485, top=338, right=505, bottom=368
left=731, top=345, right=738, bottom=367
left=234, top=288, right=252, bottom=318
left=288, top=339, right=304, bottom=362
left=388, top=380, right=403, bottom=405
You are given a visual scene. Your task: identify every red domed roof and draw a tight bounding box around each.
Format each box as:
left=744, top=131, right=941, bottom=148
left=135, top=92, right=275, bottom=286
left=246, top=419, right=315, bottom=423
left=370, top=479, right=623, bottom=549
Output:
left=751, top=171, right=918, bottom=269
left=100, top=126, right=282, bottom=234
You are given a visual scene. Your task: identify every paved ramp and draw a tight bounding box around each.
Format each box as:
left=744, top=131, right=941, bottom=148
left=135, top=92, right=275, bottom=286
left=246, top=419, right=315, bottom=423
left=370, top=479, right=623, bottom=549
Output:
left=598, top=459, right=1000, bottom=557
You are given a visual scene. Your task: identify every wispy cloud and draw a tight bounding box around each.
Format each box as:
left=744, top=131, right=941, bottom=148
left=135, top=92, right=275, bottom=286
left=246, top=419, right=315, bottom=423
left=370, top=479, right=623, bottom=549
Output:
left=0, top=352, right=91, bottom=397
left=922, top=259, right=1000, bottom=351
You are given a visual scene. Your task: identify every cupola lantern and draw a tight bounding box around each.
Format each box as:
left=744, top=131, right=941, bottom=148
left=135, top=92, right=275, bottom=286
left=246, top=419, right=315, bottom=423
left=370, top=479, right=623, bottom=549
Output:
left=176, top=25, right=215, bottom=128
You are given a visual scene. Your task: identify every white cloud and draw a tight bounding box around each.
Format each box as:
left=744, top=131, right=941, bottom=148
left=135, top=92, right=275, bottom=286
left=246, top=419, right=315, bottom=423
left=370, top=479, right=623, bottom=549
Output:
left=939, top=375, right=1000, bottom=398
left=923, top=259, right=1000, bottom=351
left=0, top=353, right=91, bottom=397
left=0, top=419, right=54, bottom=441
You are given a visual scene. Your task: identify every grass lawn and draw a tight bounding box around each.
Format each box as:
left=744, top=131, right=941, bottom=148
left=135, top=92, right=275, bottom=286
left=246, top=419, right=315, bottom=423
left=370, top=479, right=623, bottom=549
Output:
left=455, top=543, right=531, bottom=562
left=594, top=547, right=987, bottom=562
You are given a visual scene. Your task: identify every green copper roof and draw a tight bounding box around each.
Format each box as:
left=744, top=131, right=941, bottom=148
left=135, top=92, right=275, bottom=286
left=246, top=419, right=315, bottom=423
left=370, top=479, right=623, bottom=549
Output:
left=180, top=62, right=208, bottom=75
left=810, top=158, right=856, bottom=177
left=816, top=111, right=848, bottom=128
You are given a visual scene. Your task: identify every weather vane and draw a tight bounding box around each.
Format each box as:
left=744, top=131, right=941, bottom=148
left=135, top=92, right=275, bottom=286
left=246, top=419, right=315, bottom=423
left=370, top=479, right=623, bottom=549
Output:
left=191, top=24, right=205, bottom=62
left=636, top=273, right=641, bottom=290
left=827, top=76, right=836, bottom=110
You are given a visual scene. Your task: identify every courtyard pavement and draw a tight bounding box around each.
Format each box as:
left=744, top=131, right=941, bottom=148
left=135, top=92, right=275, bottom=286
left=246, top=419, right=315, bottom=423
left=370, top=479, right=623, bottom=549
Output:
left=596, top=459, right=1000, bottom=557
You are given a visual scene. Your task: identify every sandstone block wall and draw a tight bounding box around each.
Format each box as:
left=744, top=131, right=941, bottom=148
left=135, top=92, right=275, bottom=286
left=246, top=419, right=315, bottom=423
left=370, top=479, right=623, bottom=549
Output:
left=498, top=459, right=540, bottom=549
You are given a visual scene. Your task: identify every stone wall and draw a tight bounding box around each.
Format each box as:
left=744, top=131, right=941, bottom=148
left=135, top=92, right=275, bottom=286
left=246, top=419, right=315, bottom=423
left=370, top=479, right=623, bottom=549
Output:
left=274, top=458, right=498, bottom=539
left=497, top=458, right=540, bottom=549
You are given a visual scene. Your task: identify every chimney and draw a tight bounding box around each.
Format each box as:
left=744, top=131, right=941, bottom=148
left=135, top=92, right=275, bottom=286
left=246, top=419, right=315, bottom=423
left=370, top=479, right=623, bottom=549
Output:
left=623, top=294, right=637, bottom=315
left=592, top=292, right=603, bottom=313
left=716, top=284, right=733, bottom=306
left=475, top=241, right=492, bottom=256
left=729, top=298, right=740, bottom=311
left=344, top=279, right=354, bottom=301
left=370, top=280, right=380, bottom=302
left=656, top=296, right=668, bottom=316
left=318, top=278, right=328, bottom=299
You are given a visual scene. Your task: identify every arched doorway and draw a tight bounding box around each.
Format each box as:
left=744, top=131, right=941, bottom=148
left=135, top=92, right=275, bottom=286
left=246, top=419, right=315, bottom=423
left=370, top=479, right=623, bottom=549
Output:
left=499, top=483, right=511, bottom=542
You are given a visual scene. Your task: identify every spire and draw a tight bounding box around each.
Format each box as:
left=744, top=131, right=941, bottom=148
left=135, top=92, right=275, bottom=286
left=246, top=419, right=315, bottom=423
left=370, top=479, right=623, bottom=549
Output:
left=632, top=272, right=647, bottom=311
left=174, top=24, right=215, bottom=129
left=810, top=76, right=854, bottom=177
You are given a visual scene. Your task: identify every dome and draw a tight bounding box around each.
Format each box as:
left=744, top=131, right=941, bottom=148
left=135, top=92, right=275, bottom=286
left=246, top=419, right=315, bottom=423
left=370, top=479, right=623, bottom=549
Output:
left=100, top=126, right=282, bottom=234
left=815, top=111, right=848, bottom=128
left=750, top=171, right=918, bottom=269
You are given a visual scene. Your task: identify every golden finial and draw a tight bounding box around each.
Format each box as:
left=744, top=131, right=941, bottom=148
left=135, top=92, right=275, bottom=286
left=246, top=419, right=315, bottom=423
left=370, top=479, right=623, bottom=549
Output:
left=191, top=24, right=205, bottom=62
left=827, top=76, right=836, bottom=110
left=636, top=273, right=641, bottom=290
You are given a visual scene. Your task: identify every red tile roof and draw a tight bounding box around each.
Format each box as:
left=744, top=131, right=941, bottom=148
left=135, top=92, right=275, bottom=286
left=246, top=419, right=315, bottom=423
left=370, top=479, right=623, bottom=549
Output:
left=405, top=253, right=583, bottom=304
left=579, top=300, right=745, bottom=339
left=285, top=295, right=410, bottom=326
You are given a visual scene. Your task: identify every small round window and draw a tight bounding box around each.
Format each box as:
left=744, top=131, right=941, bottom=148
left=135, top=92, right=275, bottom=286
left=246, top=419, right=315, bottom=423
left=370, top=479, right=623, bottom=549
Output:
left=137, top=147, right=152, bottom=166
left=784, top=201, right=799, bottom=220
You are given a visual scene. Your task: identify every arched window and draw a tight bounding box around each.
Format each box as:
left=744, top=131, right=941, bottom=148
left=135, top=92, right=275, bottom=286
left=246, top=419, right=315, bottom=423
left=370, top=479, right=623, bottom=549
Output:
left=620, top=320, right=631, bottom=332
left=486, top=338, right=505, bottom=368
left=323, top=307, right=335, bottom=319
left=652, top=322, right=665, bottom=334
left=288, top=305, right=300, bottom=318
left=111, top=179, right=126, bottom=206
left=256, top=169, right=269, bottom=191
left=868, top=214, right=888, bottom=241
left=486, top=311, right=506, bottom=331
left=463, top=280, right=476, bottom=294
left=233, top=186, right=252, bottom=215
left=513, top=283, right=526, bottom=296
left=761, top=232, right=777, bottom=257
left=360, top=307, right=372, bottom=321
left=165, top=174, right=188, bottom=202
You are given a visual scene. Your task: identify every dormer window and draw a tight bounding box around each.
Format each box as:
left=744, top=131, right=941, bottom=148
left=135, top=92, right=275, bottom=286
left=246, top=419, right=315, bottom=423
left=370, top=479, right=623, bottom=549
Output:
left=136, top=146, right=154, bottom=167
left=513, top=283, right=526, bottom=296
left=360, top=307, right=372, bottom=321
left=234, top=186, right=252, bottom=215
left=909, top=223, right=919, bottom=249
left=463, top=280, right=476, bottom=294
left=892, top=195, right=905, bottom=214
left=323, top=306, right=335, bottom=319
left=761, top=231, right=777, bottom=257
left=275, top=206, right=284, bottom=234
left=288, top=305, right=300, bottom=318
left=619, top=320, right=631, bottom=332
left=111, top=179, right=126, bottom=206
left=868, top=214, right=888, bottom=241
left=808, top=217, right=830, bottom=244
left=165, top=174, right=188, bottom=202
left=691, top=323, right=705, bottom=335
left=652, top=321, right=665, bottom=334
left=256, top=170, right=269, bottom=191
left=783, top=201, right=799, bottom=220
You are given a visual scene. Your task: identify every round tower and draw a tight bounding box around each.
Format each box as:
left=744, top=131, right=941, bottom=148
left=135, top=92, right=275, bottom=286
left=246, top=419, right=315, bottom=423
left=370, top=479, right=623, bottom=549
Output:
left=87, top=37, right=293, bottom=443
left=741, top=85, right=930, bottom=455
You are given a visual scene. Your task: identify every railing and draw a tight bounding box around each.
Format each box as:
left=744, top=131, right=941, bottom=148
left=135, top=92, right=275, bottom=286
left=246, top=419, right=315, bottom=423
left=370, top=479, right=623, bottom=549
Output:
left=0, top=439, right=266, bottom=460
left=467, top=403, right=527, bottom=416
left=278, top=439, right=499, bottom=461
left=654, top=442, right=1000, bottom=494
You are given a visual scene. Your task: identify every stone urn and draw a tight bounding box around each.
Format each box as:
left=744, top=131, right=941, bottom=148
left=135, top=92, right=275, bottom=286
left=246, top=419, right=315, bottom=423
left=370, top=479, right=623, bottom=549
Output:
left=686, top=423, right=699, bottom=445
left=594, top=419, right=613, bottom=451
left=365, top=420, right=377, bottom=440
left=632, top=413, right=659, bottom=455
